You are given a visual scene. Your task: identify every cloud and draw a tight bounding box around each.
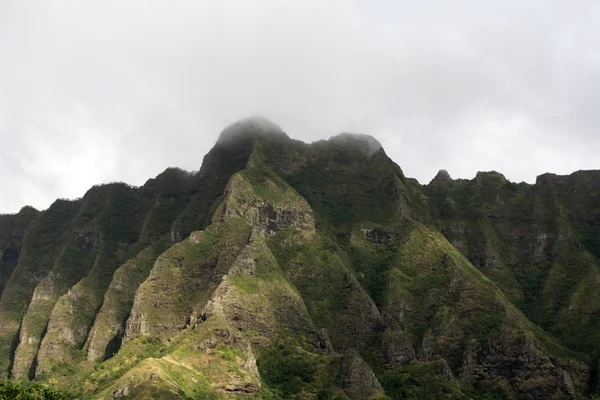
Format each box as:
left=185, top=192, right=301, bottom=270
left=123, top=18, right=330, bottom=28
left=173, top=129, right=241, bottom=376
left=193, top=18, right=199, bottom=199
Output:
left=1, top=0, right=599, bottom=212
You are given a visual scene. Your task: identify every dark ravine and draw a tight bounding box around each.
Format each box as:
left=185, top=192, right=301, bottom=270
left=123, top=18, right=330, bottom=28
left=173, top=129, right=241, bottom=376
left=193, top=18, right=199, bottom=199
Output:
left=0, top=117, right=598, bottom=399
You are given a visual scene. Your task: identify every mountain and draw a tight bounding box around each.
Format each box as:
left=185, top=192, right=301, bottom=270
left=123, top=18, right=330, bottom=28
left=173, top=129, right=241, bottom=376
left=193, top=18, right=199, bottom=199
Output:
left=0, top=117, right=599, bottom=399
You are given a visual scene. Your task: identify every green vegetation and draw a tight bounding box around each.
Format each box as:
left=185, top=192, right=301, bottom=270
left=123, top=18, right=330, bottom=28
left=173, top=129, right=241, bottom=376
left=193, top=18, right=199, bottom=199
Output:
left=34, top=185, right=156, bottom=378
left=0, top=122, right=599, bottom=398
left=275, top=138, right=408, bottom=234
left=380, top=361, right=466, bottom=399
left=0, top=380, right=69, bottom=399
left=0, top=207, right=39, bottom=295
left=424, top=170, right=600, bottom=359
left=86, top=240, right=170, bottom=363
left=343, top=225, right=407, bottom=308
left=258, top=343, right=317, bottom=397
left=268, top=229, right=381, bottom=351
left=171, top=131, right=258, bottom=239
left=0, top=199, right=81, bottom=378
left=83, top=336, right=169, bottom=395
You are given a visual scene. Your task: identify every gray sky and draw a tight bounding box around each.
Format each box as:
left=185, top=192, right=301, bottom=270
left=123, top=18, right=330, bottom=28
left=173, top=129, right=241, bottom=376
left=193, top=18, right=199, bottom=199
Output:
left=1, top=1, right=599, bottom=213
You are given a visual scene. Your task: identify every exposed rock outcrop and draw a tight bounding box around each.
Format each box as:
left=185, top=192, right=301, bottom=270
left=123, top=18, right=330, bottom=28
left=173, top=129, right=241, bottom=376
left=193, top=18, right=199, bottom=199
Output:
left=382, top=328, right=415, bottom=367
left=86, top=245, right=165, bottom=362
left=461, top=334, right=588, bottom=399
left=0, top=199, right=80, bottom=378
left=336, top=348, right=383, bottom=398
left=125, top=219, right=251, bottom=342
left=212, top=172, right=315, bottom=235
left=364, top=227, right=395, bottom=245
left=316, top=328, right=334, bottom=354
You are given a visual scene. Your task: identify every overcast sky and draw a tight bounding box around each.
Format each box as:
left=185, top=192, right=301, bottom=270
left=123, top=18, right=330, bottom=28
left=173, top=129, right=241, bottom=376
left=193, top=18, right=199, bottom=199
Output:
left=1, top=1, right=599, bottom=213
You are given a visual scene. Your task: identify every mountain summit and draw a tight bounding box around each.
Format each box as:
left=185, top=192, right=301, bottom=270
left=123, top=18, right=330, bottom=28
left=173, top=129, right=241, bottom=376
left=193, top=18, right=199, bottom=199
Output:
left=0, top=120, right=599, bottom=399
left=216, top=116, right=288, bottom=145
left=429, top=169, right=452, bottom=185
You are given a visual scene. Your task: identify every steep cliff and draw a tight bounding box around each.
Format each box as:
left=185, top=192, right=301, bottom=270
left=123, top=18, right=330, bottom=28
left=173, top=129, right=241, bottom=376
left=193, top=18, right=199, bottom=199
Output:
left=0, top=117, right=598, bottom=399
left=423, top=169, right=600, bottom=359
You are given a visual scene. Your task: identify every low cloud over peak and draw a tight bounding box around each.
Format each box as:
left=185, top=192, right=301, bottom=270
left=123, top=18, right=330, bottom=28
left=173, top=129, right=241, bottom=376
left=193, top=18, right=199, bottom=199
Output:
left=1, top=0, right=599, bottom=212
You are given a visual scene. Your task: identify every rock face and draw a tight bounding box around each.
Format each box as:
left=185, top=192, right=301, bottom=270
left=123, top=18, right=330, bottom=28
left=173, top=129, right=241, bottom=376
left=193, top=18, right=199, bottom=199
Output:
left=364, top=227, right=395, bottom=244
left=0, top=119, right=598, bottom=399
left=0, top=199, right=80, bottom=378
left=85, top=245, right=166, bottom=362
left=0, top=207, right=38, bottom=295
left=124, top=219, right=251, bottom=342
left=337, top=349, right=384, bottom=398
left=35, top=185, right=155, bottom=377
left=382, top=328, right=415, bottom=366
left=212, top=171, right=315, bottom=235
left=461, top=335, right=587, bottom=399
left=12, top=224, right=101, bottom=378
left=424, top=169, right=600, bottom=360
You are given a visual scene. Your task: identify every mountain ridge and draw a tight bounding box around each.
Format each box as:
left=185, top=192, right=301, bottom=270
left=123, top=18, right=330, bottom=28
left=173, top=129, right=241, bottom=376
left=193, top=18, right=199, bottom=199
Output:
left=3, top=117, right=597, bottom=217
left=0, top=118, right=599, bottom=399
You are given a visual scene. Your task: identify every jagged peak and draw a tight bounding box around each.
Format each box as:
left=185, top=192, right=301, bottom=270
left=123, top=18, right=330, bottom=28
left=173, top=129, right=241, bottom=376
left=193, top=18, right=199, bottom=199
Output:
left=429, top=169, right=452, bottom=185
left=216, top=116, right=289, bottom=146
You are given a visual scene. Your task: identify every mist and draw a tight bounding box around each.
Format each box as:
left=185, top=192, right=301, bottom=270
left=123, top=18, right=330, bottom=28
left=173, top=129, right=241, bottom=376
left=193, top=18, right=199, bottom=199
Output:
left=1, top=0, right=599, bottom=213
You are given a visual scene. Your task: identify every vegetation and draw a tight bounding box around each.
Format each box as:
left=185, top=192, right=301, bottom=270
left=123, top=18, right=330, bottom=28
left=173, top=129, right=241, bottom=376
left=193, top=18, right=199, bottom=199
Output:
left=258, top=343, right=317, bottom=397
left=0, top=199, right=81, bottom=378
left=0, top=121, right=598, bottom=398
left=0, top=380, right=69, bottom=399
left=276, top=139, right=407, bottom=235
left=380, top=361, right=467, bottom=399
left=423, top=169, right=600, bottom=359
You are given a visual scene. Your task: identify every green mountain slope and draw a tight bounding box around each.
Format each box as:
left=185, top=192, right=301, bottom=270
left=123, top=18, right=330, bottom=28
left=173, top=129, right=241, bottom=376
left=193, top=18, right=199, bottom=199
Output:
left=423, top=169, right=600, bottom=358
left=0, top=117, right=598, bottom=399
